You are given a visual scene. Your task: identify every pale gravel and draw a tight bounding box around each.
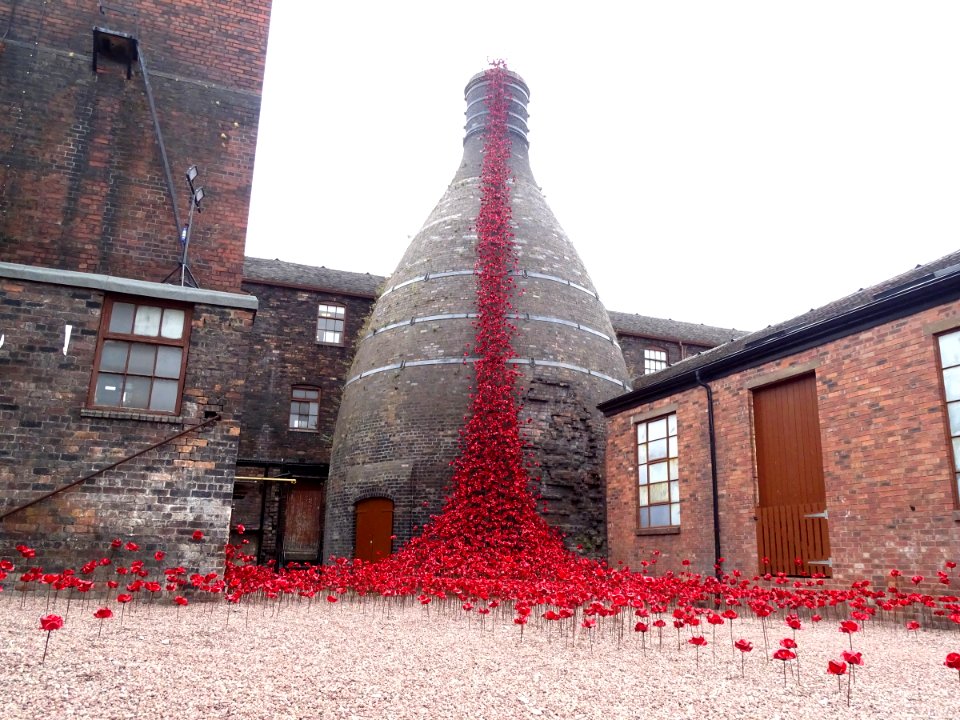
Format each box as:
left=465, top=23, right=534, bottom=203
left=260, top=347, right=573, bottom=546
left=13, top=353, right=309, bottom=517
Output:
left=1, top=593, right=958, bottom=720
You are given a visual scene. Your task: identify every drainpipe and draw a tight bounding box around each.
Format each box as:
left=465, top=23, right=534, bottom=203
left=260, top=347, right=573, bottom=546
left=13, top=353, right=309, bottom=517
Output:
left=695, top=369, right=722, bottom=577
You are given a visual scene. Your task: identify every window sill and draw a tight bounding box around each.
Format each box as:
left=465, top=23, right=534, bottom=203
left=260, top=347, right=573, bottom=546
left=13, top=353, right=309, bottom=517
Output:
left=81, top=408, right=183, bottom=424
left=636, top=526, right=681, bottom=536
left=288, top=428, right=319, bottom=433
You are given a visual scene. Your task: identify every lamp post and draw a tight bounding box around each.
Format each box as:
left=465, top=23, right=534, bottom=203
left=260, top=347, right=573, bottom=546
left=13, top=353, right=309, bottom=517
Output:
left=166, top=165, right=204, bottom=287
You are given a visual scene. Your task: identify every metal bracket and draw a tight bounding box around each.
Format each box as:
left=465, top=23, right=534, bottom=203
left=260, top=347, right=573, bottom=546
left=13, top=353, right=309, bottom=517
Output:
left=804, top=510, right=829, bottom=519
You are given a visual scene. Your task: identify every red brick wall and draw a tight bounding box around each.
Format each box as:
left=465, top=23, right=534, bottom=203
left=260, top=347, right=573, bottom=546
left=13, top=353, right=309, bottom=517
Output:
left=606, top=301, right=960, bottom=590
left=0, top=0, right=269, bottom=292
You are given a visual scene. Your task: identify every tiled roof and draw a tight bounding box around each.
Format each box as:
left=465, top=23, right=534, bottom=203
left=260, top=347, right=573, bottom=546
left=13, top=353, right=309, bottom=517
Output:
left=601, top=249, right=960, bottom=412
left=243, top=257, right=386, bottom=298
left=608, top=311, right=746, bottom=347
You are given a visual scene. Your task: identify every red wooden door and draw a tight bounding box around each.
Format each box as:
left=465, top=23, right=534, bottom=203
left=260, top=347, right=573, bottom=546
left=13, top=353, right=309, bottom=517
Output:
left=355, top=498, right=394, bottom=562
left=282, top=481, right=325, bottom=562
left=753, top=374, right=832, bottom=577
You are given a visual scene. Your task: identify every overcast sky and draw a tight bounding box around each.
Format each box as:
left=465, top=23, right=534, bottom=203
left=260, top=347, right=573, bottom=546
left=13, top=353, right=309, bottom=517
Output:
left=245, top=2, right=960, bottom=331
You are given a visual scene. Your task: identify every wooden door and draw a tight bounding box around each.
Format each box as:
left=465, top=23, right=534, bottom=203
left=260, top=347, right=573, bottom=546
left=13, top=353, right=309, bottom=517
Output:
left=753, top=374, right=832, bottom=577
left=355, top=498, right=394, bottom=562
left=282, top=480, right=325, bottom=562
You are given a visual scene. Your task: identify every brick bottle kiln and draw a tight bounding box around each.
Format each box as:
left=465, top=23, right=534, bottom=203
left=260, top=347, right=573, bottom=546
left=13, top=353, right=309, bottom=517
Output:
left=323, top=70, right=631, bottom=560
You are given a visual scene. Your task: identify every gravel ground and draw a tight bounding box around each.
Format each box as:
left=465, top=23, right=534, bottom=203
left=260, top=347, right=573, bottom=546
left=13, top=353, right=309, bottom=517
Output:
left=1, top=592, right=958, bottom=720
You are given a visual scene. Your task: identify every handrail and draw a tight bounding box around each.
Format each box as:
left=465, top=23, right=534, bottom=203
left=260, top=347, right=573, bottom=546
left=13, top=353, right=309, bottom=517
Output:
left=0, top=414, right=221, bottom=522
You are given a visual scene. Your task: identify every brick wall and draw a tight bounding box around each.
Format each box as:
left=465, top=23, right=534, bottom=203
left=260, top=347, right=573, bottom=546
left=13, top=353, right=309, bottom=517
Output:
left=0, top=0, right=269, bottom=292
left=617, top=334, right=712, bottom=386
left=0, top=276, right=254, bottom=573
left=606, top=300, right=960, bottom=590
left=238, top=282, right=376, bottom=464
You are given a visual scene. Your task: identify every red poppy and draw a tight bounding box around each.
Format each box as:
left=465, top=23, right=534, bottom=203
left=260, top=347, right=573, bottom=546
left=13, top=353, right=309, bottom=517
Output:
left=174, top=596, right=188, bottom=606
left=93, top=607, right=113, bottom=619
left=773, top=648, right=796, bottom=661
left=827, top=659, right=847, bottom=676
left=688, top=635, right=707, bottom=646
left=839, top=620, right=859, bottom=634
left=842, top=650, right=863, bottom=666
left=39, top=614, right=63, bottom=631
left=906, top=620, right=921, bottom=631
left=124, top=542, right=139, bottom=552
left=154, top=551, right=166, bottom=562
left=326, top=594, right=338, bottom=603
left=780, top=638, right=797, bottom=649
left=192, top=530, right=204, bottom=542
left=945, top=652, right=960, bottom=670
left=117, top=593, right=133, bottom=604
left=734, top=639, right=753, bottom=653
left=236, top=524, right=245, bottom=534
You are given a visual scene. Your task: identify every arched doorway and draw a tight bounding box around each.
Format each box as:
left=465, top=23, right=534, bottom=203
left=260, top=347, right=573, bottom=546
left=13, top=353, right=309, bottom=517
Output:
left=354, top=497, right=394, bottom=562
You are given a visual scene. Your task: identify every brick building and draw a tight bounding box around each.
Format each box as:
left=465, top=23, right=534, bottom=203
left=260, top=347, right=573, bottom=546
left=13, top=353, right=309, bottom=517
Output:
left=600, top=251, right=960, bottom=591
left=0, top=0, right=269, bottom=571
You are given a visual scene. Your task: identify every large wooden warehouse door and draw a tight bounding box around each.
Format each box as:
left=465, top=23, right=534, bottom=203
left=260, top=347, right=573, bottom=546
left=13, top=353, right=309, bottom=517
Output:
left=283, top=479, right=325, bottom=563
left=753, top=374, right=832, bottom=577
left=355, top=498, right=394, bottom=562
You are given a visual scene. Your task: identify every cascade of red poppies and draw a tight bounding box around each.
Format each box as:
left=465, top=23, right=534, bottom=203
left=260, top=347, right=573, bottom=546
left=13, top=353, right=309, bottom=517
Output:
left=365, top=62, right=579, bottom=581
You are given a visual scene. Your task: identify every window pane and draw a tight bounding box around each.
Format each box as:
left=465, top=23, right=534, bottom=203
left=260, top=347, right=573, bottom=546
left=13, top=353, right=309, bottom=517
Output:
left=953, top=437, right=960, bottom=472
left=649, top=439, right=667, bottom=461
left=670, top=480, right=679, bottom=501
left=670, top=502, right=681, bottom=526
left=109, top=303, right=135, bottom=334
left=637, top=444, right=647, bottom=464
left=639, top=507, right=649, bottom=528
left=155, top=347, right=183, bottom=379
left=940, top=331, right=960, bottom=367
left=150, top=379, right=178, bottom=412
left=649, top=482, right=669, bottom=503
left=669, top=459, right=679, bottom=480
left=100, top=340, right=129, bottom=372
left=289, top=411, right=300, bottom=428
left=648, top=418, right=667, bottom=440
left=637, top=465, right=647, bottom=485
left=636, top=424, right=646, bottom=443
left=667, top=414, right=677, bottom=436
left=306, top=411, right=318, bottom=430
left=122, top=376, right=151, bottom=408
left=650, top=505, right=670, bottom=527
left=649, top=462, right=668, bottom=483
left=321, top=330, right=340, bottom=343
left=94, top=373, right=123, bottom=406
left=128, top=344, right=156, bottom=375
left=160, top=309, right=185, bottom=339
left=668, top=436, right=678, bottom=458
left=293, top=389, right=308, bottom=400
left=949, top=401, right=960, bottom=436
left=133, top=305, right=162, bottom=336
left=945, top=366, right=960, bottom=402
left=638, top=486, right=648, bottom=507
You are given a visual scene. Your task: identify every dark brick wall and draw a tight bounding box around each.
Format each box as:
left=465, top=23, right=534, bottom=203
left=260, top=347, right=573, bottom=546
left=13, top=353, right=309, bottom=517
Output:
left=0, top=0, right=269, bottom=292
left=606, top=300, right=960, bottom=590
left=238, top=281, right=376, bottom=464
left=617, top=333, right=713, bottom=386
left=0, top=277, right=254, bottom=573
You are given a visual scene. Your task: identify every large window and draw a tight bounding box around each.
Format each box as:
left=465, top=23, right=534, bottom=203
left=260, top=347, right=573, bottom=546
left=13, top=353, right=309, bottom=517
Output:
left=317, top=304, right=345, bottom=345
left=636, top=413, right=680, bottom=528
left=289, top=386, right=320, bottom=431
left=938, top=329, right=960, bottom=505
left=644, top=348, right=668, bottom=374
left=89, top=298, right=191, bottom=414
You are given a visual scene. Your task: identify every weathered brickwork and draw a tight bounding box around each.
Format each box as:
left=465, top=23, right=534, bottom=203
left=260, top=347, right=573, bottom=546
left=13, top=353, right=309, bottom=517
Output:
left=0, top=1, right=269, bottom=292
left=606, top=300, right=960, bottom=589
left=238, top=281, right=376, bottom=464
left=617, top=334, right=712, bottom=386
left=0, top=278, right=254, bottom=572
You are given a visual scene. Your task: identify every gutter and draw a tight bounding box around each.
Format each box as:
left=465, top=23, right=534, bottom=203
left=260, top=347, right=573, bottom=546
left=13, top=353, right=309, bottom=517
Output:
left=696, top=369, right=722, bottom=577
left=599, top=265, right=960, bottom=415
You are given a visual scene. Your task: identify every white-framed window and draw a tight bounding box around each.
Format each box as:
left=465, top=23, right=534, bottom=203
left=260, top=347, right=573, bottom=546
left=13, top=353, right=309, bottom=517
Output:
left=644, top=348, right=668, bottom=374
left=317, top=304, right=345, bottom=345
left=289, top=386, right=320, bottom=431
left=937, top=329, right=960, bottom=506
left=636, top=413, right=680, bottom=528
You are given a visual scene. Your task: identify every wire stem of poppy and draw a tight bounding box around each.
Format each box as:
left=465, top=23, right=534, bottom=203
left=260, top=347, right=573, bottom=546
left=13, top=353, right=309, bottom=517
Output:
left=41, top=630, right=51, bottom=665
left=847, top=673, right=851, bottom=706
left=97, top=618, right=103, bottom=639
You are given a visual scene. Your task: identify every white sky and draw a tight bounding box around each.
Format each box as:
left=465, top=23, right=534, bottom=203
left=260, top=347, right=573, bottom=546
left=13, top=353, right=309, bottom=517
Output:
left=245, top=2, right=960, bottom=331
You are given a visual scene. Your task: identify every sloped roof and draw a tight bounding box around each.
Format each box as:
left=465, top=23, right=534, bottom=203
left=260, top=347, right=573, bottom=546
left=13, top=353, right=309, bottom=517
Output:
left=608, top=311, right=746, bottom=347
left=243, top=257, right=386, bottom=298
left=600, top=249, right=960, bottom=415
